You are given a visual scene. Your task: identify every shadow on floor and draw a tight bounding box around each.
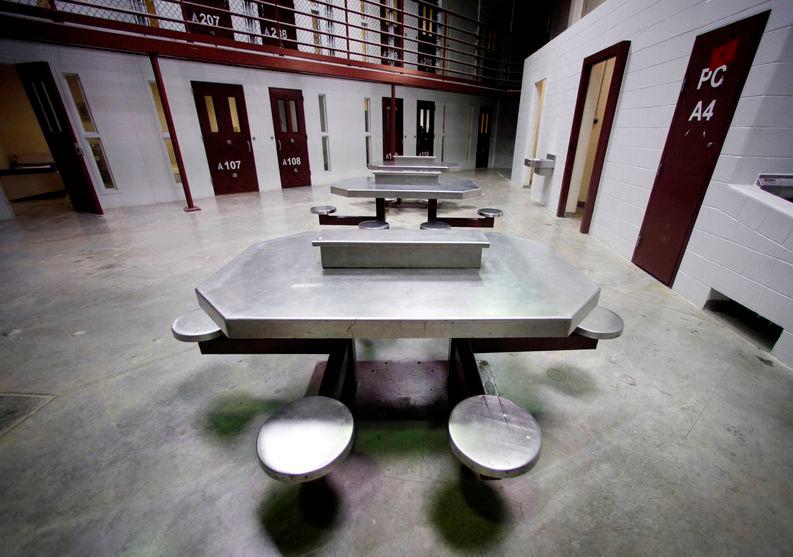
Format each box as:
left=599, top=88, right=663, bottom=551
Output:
left=258, top=451, right=382, bottom=555
left=430, top=466, right=513, bottom=549
left=204, top=393, right=287, bottom=438
left=543, top=363, right=598, bottom=398
left=259, top=477, right=340, bottom=555
left=354, top=420, right=448, bottom=455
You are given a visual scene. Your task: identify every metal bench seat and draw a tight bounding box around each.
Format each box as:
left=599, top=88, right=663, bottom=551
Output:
left=257, top=396, right=355, bottom=483
left=171, top=308, right=222, bottom=342
left=477, top=207, right=504, bottom=218
left=448, top=394, right=541, bottom=479
left=310, top=205, right=337, bottom=215
left=420, top=220, right=451, bottom=230
left=358, top=219, right=390, bottom=230
left=574, top=306, right=624, bottom=339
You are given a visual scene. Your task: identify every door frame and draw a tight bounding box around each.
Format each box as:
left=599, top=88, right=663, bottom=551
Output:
left=15, top=62, right=103, bottom=214
left=555, top=40, right=630, bottom=233
left=475, top=105, right=492, bottom=168
left=191, top=80, right=259, bottom=195
left=268, top=86, right=312, bottom=188
left=415, top=99, right=435, bottom=156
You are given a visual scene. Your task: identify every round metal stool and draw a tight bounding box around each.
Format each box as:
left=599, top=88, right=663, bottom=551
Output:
left=171, top=308, right=222, bottom=342
left=310, top=205, right=337, bottom=216
left=574, top=306, right=624, bottom=339
left=477, top=207, right=504, bottom=218
left=359, top=220, right=390, bottom=230
left=257, top=396, right=355, bottom=483
left=448, top=395, right=541, bottom=479
left=420, top=221, right=451, bottom=230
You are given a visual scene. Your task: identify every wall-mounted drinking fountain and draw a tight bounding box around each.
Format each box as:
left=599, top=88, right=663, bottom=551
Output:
left=524, top=154, right=556, bottom=176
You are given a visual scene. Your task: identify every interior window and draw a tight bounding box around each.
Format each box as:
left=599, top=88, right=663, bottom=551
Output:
left=228, top=96, right=241, bottom=132
left=277, top=99, right=287, bottom=132
left=288, top=99, right=299, bottom=132
left=204, top=96, right=219, bottom=133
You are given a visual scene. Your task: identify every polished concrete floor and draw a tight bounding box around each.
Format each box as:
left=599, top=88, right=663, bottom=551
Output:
left=1, top=170, right=792, bottom=556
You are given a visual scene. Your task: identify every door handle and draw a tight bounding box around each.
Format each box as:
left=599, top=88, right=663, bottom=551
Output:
left=247, top=140, right=252, bottom=152
left=74, top=142, right=83, bottom=156
left=277, top=139, right=282, bottom=151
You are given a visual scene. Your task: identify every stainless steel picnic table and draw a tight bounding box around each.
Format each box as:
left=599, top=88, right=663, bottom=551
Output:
left=325, top=176, right=487, bottom=227
left=174, top=230, right=623, bottom=481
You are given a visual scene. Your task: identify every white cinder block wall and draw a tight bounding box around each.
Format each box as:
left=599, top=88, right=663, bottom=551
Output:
left=0, top=38, right=503, bottom=209
left=511, top=0, right=793, bottom=368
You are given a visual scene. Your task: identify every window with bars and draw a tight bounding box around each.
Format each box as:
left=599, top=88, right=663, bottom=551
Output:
left=364, top=97, right=371, bottom=166
left=64, top=74, right=117, bottom=191
left=149, top=82, right=182, bottom=186
left=310, top=2, right=336, bottom=56
left=440, top=104, right=446, bottom=161
left=318, top=94, right=331, bottom=171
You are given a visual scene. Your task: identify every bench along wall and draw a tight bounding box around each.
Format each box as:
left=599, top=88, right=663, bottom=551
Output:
left=510, top=0, right=793, bottom=368
left=0, top=38, right=508, bottom=209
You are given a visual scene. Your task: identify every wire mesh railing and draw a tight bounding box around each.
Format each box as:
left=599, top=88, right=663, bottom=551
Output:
left=1, top=0, right=524, bottom=88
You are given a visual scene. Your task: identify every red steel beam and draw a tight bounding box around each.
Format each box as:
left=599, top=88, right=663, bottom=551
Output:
left=149, top=53, right=200, bottom=212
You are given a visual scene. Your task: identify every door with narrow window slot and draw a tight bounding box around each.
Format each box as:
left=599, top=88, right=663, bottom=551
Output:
left=268, top=88, right=312, bottom=188
left=381, top=97, right=403, bottom=160
left=258, top=0, right=297, bottom=48
left=632, top=12, right=769, bottom=285
left=416, top=100, right=435, bottom=156
left=475, top=106, right=492, bottom=168
left=417, top=1, right=438, bottom=72
left=15, top=62, right=102, bottom=214
left=192, top=81, right=258, bottom=195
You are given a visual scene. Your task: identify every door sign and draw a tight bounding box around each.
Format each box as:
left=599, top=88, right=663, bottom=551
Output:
left=688, top=39, right=738, bottom=123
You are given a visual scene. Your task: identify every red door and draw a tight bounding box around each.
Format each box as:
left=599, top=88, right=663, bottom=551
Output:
left=258, top=0, right=297, bottom=49
left=192, top=81, right=259, bottom=195
left=475, top=106, right=492, bottom=168
left=380, top=0, right=404, bottom=66
left=632, top=11, right=769, bottom=285
left=268, top=88, right=311, bottom=188
left=184, top=0, right=233, bottom=39
left=381, top=97, right=403, bottom=160
left=16, top=62, right=102, bottom=214
left=416, top=100, right=435, bottom=156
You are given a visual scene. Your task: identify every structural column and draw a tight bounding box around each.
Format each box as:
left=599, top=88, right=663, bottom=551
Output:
left=149, top=53, right=200, bottom=212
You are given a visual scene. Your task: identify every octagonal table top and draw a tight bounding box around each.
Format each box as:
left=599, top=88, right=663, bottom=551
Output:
left=331, top=176, right=481, bottom=199
left=195, top=231, right=600, bottom=339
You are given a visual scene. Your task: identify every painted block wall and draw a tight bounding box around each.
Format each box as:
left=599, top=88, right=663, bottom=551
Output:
left=0, top=38, right=503, bottom=209
left=510, top=0, right=793, bottom=367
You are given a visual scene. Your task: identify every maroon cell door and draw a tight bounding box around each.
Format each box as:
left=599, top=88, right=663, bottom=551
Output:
left=268, top=88, right=311, bottom=188
left=381, top=97, right=403, bottom=160
left=416, top=100, right=435, bottom=156
left=258, top=0, right=297, bottom=49
left=183, top=0, right=234, bottom=39
left=191, top=81, right=259, bottom=195
left=632, top=11, right=769, bottom=285
left=16, top=62, right=102, bottom=214
left=475, top=106, right=492, bottom=168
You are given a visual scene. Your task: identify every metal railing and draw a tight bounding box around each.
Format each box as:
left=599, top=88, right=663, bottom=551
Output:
left=1, top=0, right=525, bottom=89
